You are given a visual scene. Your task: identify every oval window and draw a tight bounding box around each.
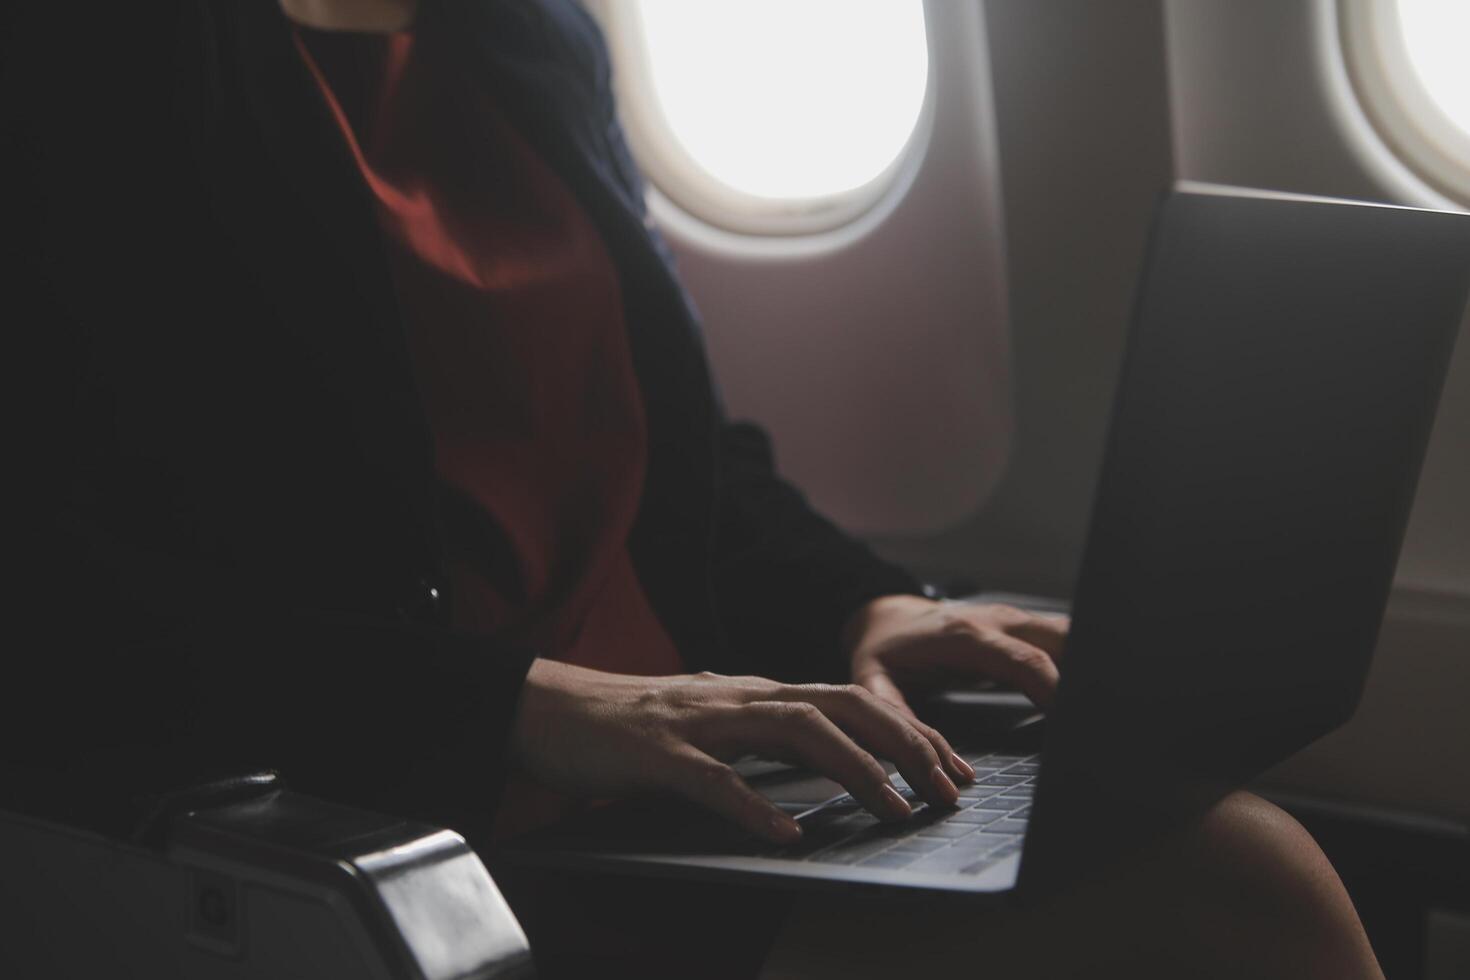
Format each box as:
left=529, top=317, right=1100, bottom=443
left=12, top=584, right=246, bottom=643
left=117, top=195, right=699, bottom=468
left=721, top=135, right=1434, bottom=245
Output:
left=1340, top=0, right=1470, bottom=205
left=600, top=0, right=931, bottom=234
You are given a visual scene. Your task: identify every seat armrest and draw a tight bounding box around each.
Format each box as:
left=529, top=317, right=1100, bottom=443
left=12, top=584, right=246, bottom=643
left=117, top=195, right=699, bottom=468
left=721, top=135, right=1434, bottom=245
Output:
left=1, top=776, right=534, bottom=980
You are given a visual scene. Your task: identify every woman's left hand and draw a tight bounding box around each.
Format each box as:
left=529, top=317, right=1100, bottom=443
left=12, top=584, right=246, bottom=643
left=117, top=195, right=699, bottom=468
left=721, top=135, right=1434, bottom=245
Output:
left=843, top=595, right=1070, bottom=719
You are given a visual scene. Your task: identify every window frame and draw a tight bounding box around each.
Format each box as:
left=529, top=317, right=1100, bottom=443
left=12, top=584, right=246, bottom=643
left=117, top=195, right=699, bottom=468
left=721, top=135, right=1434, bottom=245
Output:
left=588, top=0, right=936, bottom=237
left=1338, top=0, right=1470, bottom=207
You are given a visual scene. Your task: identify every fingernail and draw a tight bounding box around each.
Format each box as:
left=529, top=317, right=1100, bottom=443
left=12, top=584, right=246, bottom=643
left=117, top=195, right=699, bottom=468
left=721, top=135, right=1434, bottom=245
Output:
left=952, top=753, right=976, bottom=782
left=932, top=765, right=960, bottom=805
left=880, top=783, right=912, bottom=819
left=770, top=813, right=802, bottom=842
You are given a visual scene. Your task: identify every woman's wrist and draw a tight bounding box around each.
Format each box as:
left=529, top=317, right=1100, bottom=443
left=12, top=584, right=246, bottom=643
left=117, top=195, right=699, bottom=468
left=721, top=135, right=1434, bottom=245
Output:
left=839, top=593, right=937, bottom=662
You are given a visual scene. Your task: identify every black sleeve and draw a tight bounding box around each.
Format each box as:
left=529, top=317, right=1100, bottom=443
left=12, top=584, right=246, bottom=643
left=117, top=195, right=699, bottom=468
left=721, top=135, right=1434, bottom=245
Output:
left=708, top=423, right=924, bottom=684
left=10, top=509, right=536, bottom=839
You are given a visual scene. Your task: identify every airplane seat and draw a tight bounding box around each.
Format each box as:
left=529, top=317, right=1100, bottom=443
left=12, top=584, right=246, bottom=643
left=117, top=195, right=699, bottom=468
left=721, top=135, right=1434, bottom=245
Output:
left=0, top=770, right=535, bottom=979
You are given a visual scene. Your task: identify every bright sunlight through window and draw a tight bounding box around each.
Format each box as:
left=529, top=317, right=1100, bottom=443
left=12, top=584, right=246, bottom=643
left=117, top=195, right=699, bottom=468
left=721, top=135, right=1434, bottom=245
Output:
left=1340, top=0, right=1470, bottom=206
left=1396, top=0, right=1470, bottom=139
left=633, top=0, right=929, bottom=202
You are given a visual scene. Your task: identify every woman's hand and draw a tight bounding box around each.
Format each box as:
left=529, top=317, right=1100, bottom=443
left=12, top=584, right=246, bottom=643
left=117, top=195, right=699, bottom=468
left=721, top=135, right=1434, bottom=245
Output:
left=844, top=595, right=1070, bottom=719
left=508, top=660, right=977, bottom=843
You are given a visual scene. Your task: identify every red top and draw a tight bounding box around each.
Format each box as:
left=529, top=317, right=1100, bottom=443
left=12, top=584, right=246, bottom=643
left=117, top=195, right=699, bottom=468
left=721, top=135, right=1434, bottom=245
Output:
left=295, top=27, right=683, bottom=836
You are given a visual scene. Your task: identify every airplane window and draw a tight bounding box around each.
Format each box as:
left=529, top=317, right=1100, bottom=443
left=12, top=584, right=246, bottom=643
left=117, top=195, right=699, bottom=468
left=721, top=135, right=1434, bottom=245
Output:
left=596, top=0, right=930, bottom=234
left=1396, top=0, right=1470, bottom=138
left=1339, top=0, right=1470, bottom=205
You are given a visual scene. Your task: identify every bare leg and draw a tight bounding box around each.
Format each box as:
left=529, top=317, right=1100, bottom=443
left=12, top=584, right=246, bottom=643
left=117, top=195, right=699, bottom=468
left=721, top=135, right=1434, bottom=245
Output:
left=761, top=792, right=1382, bottom=979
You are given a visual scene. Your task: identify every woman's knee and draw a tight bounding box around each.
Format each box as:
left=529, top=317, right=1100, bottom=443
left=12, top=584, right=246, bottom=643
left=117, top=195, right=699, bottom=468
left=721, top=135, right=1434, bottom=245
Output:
left=1189, top=791, right=1344, bottom=909
left=1172, top=790, right=1381, bottom=978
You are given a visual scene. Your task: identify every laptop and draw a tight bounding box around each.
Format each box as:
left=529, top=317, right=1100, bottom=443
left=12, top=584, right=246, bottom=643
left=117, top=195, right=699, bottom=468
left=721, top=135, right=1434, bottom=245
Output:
left=506, top=182, right=1470, bottom=898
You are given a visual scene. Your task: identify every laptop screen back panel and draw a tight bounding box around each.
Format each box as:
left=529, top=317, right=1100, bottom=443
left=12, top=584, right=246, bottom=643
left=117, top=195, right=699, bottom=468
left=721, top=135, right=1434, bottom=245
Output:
left=1022, top=185, right=1470, bottom=893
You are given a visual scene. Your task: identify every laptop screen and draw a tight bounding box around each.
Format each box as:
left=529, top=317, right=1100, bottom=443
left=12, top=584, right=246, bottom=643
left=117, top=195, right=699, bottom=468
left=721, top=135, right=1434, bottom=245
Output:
left=1024, top=184, right=1470, bottom=890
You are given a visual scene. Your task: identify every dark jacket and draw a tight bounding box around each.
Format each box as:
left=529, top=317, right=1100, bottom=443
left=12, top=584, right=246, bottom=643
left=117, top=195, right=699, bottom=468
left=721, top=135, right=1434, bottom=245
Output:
left=1, top=0, right=918, bottom=837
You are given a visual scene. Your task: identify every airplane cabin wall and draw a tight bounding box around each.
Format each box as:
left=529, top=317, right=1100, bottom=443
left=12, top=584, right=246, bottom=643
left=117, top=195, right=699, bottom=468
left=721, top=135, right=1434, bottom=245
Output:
left=587, top=0, right=1014, bottom=536
left=872, top=0, right=1175, bottom=599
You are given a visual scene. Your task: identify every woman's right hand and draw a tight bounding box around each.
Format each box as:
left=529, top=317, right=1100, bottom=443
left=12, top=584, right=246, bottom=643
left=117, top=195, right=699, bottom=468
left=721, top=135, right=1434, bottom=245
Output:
left=508, top=659, right=976, bottom=844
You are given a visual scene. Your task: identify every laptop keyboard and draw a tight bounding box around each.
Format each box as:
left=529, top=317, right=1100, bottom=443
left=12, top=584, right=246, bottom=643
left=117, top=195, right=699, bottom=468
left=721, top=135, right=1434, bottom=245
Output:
left=757, top=752, right=1038, bottom=877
